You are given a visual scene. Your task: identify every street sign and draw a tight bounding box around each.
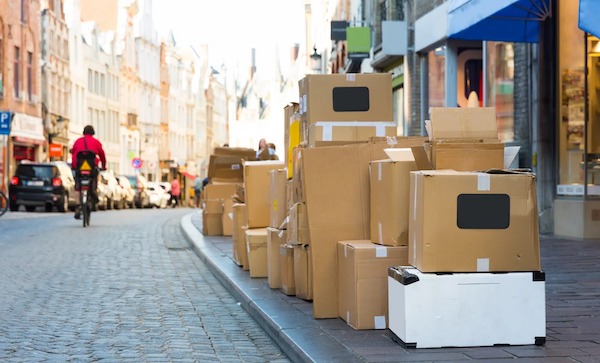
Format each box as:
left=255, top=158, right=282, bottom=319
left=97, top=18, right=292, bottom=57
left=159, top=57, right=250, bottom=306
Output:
left=0, top=111, right=11, bottom=135
left=132, top=157, right=142, bottom=169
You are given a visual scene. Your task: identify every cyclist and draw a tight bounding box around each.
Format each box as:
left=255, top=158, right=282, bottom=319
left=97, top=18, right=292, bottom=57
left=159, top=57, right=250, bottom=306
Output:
left=71, top=125, right=106, bottom=220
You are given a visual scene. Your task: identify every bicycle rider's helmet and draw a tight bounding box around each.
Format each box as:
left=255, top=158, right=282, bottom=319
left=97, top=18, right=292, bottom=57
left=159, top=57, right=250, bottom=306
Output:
left=83, top=125, right=95, bottom=135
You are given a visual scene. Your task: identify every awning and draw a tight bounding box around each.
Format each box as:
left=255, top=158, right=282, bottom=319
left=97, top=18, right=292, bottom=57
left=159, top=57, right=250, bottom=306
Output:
left=448, top=0, right=551, bottom=43
left=579, top=0, right=600, bottom=39
left=180, top=171, right=196, bottom=180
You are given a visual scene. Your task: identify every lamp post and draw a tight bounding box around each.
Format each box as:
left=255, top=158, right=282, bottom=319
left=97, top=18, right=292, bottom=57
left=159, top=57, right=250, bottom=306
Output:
left=310, top=46, right=322, bottom=73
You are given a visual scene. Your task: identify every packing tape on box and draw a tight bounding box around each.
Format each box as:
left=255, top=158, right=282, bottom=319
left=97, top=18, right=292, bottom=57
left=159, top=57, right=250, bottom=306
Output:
left=375, top=246, right=387, bottom=258
left=315, top=121, right=396, bottom=141
left=477, top=173, right=491, bottom=191
left=378, top=163, right=383, bottom=181
left=378, top=222, right=383, bottom=245
left=477, top=258, right=490, bottom=272
left=374, top=316, right=386, bottom=330
left=346, top=74, right=356, bottom=82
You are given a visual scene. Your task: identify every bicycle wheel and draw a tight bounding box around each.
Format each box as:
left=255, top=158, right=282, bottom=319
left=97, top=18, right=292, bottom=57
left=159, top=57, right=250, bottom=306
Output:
left=0, top=191, right=8, bottom=217
left=82, top=191, right=90, bottom=227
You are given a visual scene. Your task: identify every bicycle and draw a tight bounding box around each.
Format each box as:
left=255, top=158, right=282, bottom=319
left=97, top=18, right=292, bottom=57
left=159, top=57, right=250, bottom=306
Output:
left=0, top=190, right=8, bottom=217
left=79, top=171, right=93, bottom=227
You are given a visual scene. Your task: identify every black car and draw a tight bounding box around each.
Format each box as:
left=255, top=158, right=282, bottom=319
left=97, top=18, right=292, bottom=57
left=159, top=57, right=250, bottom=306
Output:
left=8, top=161, right=78, bottom=212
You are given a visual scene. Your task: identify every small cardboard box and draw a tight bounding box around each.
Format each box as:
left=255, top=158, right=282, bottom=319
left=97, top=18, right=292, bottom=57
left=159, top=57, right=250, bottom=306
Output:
left=298, top=74, right=393, bottom=125
left=409, top=169, right=541, bottom=273
left=288, top=202, right=309, bottom=245
left=208, top=147, right=256, bottom=183
left=267, top=227, right=285, bottom=289
left=232, top=203, right=248, bottom=268
left=307, top=121, right=397, bottom=147
left=388, top=267, right=546, bottom=348
left=370, top=156, right=417, bottom=246
left=269, top=168, right=288, bottom=229
left=243, top=160, right=286, bottom=228
left=280, top=244, right=296, bottom=295
left=338, top=241, right=408, bottom=330
left=221, top=198, right=234, bottom=236
left=245, top=228, right=268, bottom=278
left=203, top=183, right=238, bottom=202
left=202, top=199, right=223, bottom=236
left=423, top=107, right=504, bottom=171
left=293, top=245, right=312, bottom=300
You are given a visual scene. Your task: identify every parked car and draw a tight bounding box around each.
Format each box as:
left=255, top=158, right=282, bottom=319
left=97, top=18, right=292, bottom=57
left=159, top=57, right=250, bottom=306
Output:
left=116, top=175, right=135, bottom=209
left=8, top=161, right=78, bottom=212
left=120, top=174, right=150, bottom=208
left=97, top=170, right=125, bottom=210
left=147, top=182, right=169, bottom=208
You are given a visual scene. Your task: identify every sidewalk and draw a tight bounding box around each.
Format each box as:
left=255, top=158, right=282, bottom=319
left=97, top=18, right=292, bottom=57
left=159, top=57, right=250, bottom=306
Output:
left=181, top=211, right=600, bottom=362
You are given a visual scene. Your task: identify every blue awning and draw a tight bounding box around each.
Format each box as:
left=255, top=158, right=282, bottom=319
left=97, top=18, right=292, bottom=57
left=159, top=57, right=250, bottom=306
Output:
left=579, top=0, right=600, bottom=39
left=448, top=0, right=551, bottom=43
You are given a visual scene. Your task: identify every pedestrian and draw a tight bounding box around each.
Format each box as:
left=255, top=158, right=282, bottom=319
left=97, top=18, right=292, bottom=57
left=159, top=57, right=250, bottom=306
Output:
left=267, top=143, right=279, bottom=160
left=256, top=138, right=269, bottom=159
left=170, top=178, right=181, bottom=208
left=194, top=176, right=203, bottom=208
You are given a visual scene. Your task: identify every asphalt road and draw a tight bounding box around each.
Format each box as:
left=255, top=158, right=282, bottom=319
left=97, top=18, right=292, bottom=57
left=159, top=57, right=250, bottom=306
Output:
left=0, top=208, right=290, bottom=362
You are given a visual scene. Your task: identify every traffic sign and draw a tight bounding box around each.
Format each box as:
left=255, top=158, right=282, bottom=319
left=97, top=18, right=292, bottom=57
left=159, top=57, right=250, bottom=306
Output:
left=132, top=157, right=142, bottom=169
left=0, top=111, right=11, bottom=135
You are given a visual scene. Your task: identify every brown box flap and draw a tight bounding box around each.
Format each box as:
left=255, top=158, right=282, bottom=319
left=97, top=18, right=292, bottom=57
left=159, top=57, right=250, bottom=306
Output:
left=430, top=107, right=498, bottom=140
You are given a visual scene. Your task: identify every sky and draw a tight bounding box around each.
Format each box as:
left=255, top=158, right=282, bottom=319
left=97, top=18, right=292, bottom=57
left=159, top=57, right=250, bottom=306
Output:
left=152, top=0, right=306, bottom=72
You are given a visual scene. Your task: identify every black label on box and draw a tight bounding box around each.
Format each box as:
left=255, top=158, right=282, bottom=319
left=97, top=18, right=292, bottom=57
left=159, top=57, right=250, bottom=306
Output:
left=456, top=194, right=510, bottom=229
left=332, top=87, right=370, bottom=112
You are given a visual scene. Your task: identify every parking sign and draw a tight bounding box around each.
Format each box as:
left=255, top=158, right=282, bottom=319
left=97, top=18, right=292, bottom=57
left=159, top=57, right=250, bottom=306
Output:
left=0, top=111, right=11, bottom=135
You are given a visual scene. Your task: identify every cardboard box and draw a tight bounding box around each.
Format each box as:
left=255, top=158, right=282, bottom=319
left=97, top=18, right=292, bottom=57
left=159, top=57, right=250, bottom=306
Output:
left=208, top=147, right=256, bottom=183
left=213, top=146, right=256, bottom=158
left=298, top=74, right=393, bottom=125
left=409, top=169, right=541, bottom=273
left=338, top=241, right=408, bottom=330
left=241, top=225, right=249, bottom=271
left=243, top=160, right=286, bottom=228
left=221, top=198, right=234, bottom=236
left=267, top=227, right=285, bottom=289
left=280, top=244, right=295, bottom=295
left=301, top=137, right=427, bottom=318
left=202, top=199, right=223, bottom=236
left=203, top=183, right=238, bottom=202
left=285, top=103, right=300, bottom=179
left=307, top=121, right=397, bottom=147
left=288, top=202, right=309, bottom=245
left=269, top=168, right=288, bottom=229
left=245, top=228, right=268, bottom=278
left=293, top=245, right=312, bottom=300
left=388, top=267, right=546, bottom=348
left=232, top=203, right=248, bottom=268
left=370, top=158, right=417, bottom=246
left=423, top=107, right=504, bottom=171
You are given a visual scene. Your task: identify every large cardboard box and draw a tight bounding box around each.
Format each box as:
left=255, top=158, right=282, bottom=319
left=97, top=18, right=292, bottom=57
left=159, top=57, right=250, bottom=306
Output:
left=302, top=137, right=427, bottom=318
left=338, top=241, right=408, bottom=330
left=409, top=170, right=541, bottom=273
left=298, top=74, right=393, bottom=125
left=280, top=244, right=296, bottom=295
left=293, top=245, right=312, bottom=300
left=202, top=199, right=223, bottom=236
left=269, top=168, right=288, bottom=229
left=267, top=227, right=285, bottom=289
left=425, top=107, right=504, bottom=171
left=208, top=147, right=256, bottom=183
left=307, top=121, right=397, bottom=147
left=388, top=267, right=546, bottom=348
left=245, top=228, right=268, bottom=278
left=370, top=158, right=417, bottom=246
left=232, top=203, right=248, bottom=268
left=243, top=160, right=286, bottom=228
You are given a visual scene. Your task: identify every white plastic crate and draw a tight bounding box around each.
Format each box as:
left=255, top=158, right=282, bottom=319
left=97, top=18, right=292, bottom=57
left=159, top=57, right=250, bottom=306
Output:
left=388, top=266, right=546, bottom=348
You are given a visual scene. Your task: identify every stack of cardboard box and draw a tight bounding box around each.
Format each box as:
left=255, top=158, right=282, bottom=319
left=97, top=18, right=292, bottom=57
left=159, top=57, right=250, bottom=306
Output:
left=385, top=108, right=546, bottom=348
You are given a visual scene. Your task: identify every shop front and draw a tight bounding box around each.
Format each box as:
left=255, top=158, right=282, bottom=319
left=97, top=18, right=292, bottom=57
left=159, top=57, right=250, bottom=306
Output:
left=553, top=0, right=600, bottom=238
left=8, top=113, right=45, bottom=178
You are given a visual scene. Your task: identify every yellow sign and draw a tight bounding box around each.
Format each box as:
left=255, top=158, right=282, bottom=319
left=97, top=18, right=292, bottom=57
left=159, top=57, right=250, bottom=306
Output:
left=80, top=160, right=92, bottom=171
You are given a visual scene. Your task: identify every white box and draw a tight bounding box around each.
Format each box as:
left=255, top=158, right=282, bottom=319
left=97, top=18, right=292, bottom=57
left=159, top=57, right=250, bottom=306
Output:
left=388, top=266, right=546, bottom=348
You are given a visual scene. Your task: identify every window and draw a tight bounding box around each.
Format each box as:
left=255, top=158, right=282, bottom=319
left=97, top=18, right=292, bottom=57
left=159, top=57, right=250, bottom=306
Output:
left=14, top=47, right=20, bottom=99
left=21, top=0, right=26, bottom=23
left=0, top=34, right=4, bottom=97
left=27, top=51, right=33, bottom=102
left=428, top=47, right=446, bottom=107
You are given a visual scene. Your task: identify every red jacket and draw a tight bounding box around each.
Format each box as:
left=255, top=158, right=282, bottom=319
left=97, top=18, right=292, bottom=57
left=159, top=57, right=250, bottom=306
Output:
left=71, top=135, right=107, bottom=169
